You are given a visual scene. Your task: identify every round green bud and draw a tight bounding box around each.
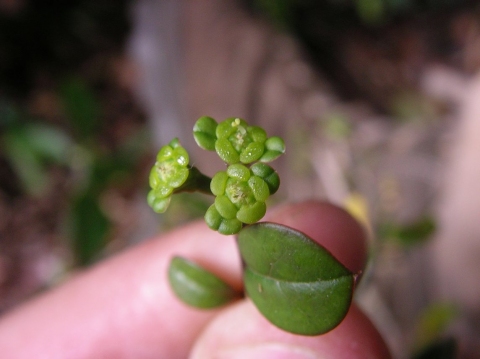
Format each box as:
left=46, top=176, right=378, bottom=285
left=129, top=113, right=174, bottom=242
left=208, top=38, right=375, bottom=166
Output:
left=205, top=163, right=272, bottom=234
left=210, top=171, right=229, bottom=196
left=239, top=142, right=264, bottom=164
left=226, top=164, right=251, bottom=182
left=236, top=201, right=266, bottom=224
left=205, top=204, right=243, bottom=235
left=193, top=116, right=218, bottom=151
left=248, top=176, right=270, bottom=202
left=260, top=136, right=286, bottom=163
left=215, top=195, right=238, bottom=219
left=212, top=117, right=285, bottom=165
left=147, top=189, right=172, bottom=213
left=250, top=163, right=280, bottom=194
left=215, top=138, right=240, bottom=164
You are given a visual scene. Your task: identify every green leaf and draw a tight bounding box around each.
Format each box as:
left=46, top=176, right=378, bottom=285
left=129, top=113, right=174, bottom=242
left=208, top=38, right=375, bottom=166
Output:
left=193, top=116, right=218, bottom=151
left=168, top=256, right=239, bottom=308
left=237, top=223, right=355, bottom=335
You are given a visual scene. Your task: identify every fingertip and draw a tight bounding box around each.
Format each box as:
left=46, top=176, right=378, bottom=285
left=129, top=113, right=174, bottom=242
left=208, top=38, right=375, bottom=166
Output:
left=191, top=300, right=391, bottom=359
left=267, top=200, right=368, bottom=273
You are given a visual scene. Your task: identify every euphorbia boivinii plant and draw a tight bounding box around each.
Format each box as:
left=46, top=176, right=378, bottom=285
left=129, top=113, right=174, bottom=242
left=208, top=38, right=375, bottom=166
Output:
left=147, top=116, right=358, bottom=335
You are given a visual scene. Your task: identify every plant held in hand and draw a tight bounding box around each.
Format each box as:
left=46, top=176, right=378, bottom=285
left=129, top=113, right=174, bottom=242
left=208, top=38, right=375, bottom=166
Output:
left=147, top=116, right=358, bottom=335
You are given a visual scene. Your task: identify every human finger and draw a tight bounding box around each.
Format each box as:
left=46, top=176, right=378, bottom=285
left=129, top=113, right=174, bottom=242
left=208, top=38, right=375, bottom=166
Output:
left=190, top=201, right=390, bottom=359
left=0, top=220, right=241, bottom=359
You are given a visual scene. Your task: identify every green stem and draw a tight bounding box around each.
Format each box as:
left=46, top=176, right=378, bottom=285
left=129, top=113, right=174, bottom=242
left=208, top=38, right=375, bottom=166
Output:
left=174, top=166, right=213, bottom=195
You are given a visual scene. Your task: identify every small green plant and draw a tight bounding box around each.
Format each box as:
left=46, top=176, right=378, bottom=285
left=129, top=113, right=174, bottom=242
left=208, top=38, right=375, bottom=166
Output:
left=147, top=116, right=358, bottom=335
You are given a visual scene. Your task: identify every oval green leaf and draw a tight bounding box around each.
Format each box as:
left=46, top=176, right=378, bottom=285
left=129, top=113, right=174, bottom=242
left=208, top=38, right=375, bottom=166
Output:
left=168, top=256, right=239, bottom=309
left=237, top=223, right=356, bottom=335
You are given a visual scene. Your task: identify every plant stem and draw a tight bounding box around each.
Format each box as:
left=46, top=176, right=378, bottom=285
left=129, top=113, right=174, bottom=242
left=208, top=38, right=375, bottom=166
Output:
left=175, top=166, right=213, bottom=195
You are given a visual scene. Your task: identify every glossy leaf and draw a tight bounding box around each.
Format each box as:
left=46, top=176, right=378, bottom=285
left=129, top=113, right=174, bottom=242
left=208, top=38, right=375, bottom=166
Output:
left=168, top=256, right=239, bottom=308
left=237, top=223, right=355, bottom=335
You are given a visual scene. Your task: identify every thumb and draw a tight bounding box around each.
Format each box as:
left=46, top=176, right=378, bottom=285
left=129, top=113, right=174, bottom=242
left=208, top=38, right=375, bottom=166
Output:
left=191, top=201, right=391, bottom=358
left=191, top=301, right=389, bottom=359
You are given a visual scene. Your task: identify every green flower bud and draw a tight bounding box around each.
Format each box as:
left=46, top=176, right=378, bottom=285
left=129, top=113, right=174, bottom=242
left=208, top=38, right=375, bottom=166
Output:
left=260, top=136, right=286, bottom=163
left=194, top=116, right=286, bottom=165
left=205, top=204, right=243, bottom=235
left=214, top=118, right=267, bottom=165
left=205, top=164, right=270, bottom=234
left=148, top=138, right=190, bottom=213
left=250, top=163, right=280, bottom=195
left=193, top=116, right=218, bottom=151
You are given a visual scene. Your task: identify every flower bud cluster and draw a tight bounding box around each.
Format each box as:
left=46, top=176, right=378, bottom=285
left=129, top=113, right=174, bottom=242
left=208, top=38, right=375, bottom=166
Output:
left=147, top=138, right=189, bottom=213
left=194, top=116, right=285, bottom=165
left=205, top=163, right=279, bottom=235
left=192, top=116, right=283, bottom=234
left=148, top=116, right=285, bottom=235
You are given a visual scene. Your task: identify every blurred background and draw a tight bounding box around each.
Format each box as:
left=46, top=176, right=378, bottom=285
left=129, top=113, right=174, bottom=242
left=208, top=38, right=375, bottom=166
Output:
left=1, top=0, right=480, bottom=358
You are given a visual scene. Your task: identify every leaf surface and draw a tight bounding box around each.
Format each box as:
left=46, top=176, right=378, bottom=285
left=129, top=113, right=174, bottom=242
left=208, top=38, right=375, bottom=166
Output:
left=168, top=256, right=239, bottom=309
left=237, top=222, right=355, bottom=335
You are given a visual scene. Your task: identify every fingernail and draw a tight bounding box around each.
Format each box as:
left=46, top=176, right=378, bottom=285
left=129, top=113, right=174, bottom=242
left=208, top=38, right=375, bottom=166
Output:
left=216, top=343, right=324, bottom=359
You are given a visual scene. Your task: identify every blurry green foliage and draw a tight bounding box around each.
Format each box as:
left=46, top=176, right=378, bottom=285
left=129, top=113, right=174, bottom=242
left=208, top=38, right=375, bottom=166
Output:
left=356, top=0, right=387, bottom=24
left=3, top=123, right=71, bottom=197
left=1, top=75, right=149, bottom=267
left=379, top=216, right=436, bottom=247
left=250, top=0, right=293, bottom=29
left=59, top=77, right=100, bottom=139
left=322, top=113, right=352, bottom=140
left=1, top=103, right=75, bottom=196
left=71, top=193, right=110, bottom=265
left=248, top=0, right=467, bottom=27
left=413, top=303, right=459, bottom=352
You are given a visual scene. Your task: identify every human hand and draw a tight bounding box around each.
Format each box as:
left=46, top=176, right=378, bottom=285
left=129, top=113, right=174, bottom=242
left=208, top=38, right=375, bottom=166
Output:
left=0, top=201, right=391, bottom=358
